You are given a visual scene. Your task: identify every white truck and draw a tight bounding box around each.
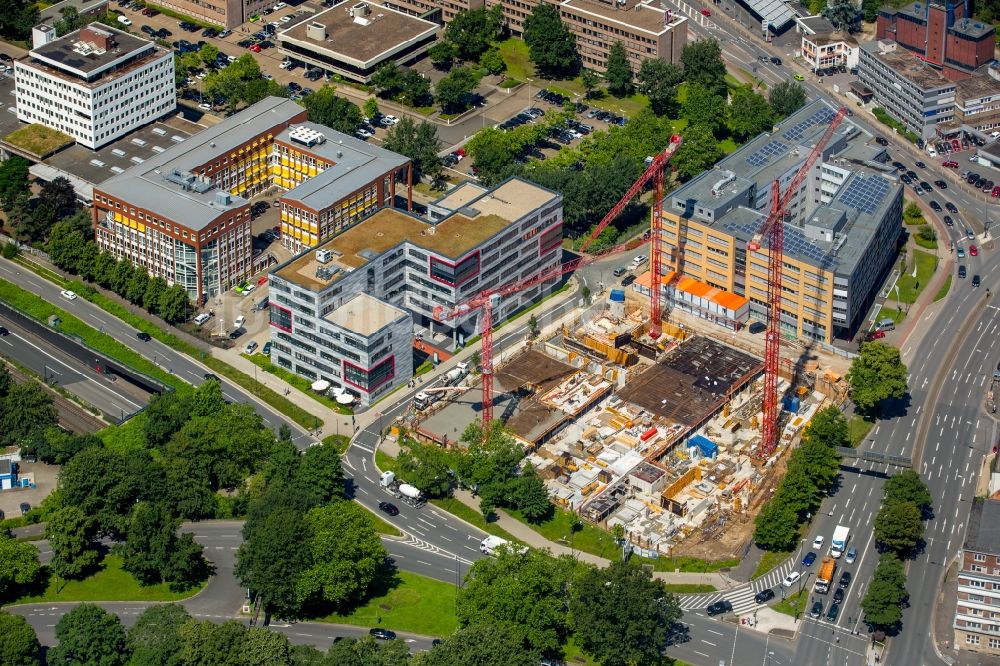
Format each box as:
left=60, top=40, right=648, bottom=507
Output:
left=830, top=525, right=850, bottom=559
left=479, top=535, right=528, bottom=556
left=445, top=361, right=470, bottom=386
left=379, top=471, right=425, bottom=507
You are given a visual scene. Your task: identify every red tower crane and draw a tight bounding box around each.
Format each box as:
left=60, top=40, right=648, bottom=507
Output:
left=434, top=135, right=683, bottom=427
left=751, top=106, right=847, bottom=457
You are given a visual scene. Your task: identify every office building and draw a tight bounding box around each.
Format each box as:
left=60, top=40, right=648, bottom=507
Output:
left=858, top=40, right=956, bottom=139
left=93, top=97, right=411, bottom=300
left=950, top=74, right=1000, bottom=133
left=800, top=30, right=859, bottom=72
left=954, top=498, right=1000, bottom=656
left=278, top=2, right=438, bottom=84
left=268, top=177, right=563, bottom=402
left=381, top=0, right=483, bottom=24
left=486, top=0, right=686, bottom=73
left=149, top=0, right=274, bottom=28
left=876, top=0, right=994, bottom=78
left=14, top=24, right=175, bottom=149
left=657, top=101, right=903, bottom=344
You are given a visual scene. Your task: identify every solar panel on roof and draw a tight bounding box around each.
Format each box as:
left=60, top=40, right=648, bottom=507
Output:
left=745, top=140, right=787, bottom=168
left=782, top=107, right=837, bottom=141
left=839, top=175, right=891, bottom=215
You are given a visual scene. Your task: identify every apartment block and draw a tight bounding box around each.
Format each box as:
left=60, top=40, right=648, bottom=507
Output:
left=278, top=2, right=438, bottom=84
left=14, top=24, right=175, bottom=149
left=876, top=0, right=994, bottom=78
left=268, top=177, right=563, bottom=402
left=658, top=101, right=903, bottom=344
left=487, top=0, right=686, bottom=73
left=148, top=0, right=274, bottom=28
left=954, top=499, right=1000, bottom=656
left=858, top=40, right=956, bottom=139
left=800, top=31, right=859, bottom=72
left=381, top=0, right=484, bottom=23
left=92, top=97, right=411, bottom=301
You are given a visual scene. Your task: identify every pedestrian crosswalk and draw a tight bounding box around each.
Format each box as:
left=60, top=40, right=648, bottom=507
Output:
left=677, top=557, right=798, bottom=616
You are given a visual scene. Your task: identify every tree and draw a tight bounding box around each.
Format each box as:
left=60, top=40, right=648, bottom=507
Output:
left=295, top=439, right=346, bottom=506
left=399, top=69, right=434, bottom=107
left=480, top=47, right=506, bottom=75
left=125, top=264, right=151, bottom=304
left=458, top=550, right=573, bottom=654
left=523, top=3, right=578, bottom=77
left=775, top=463, right=822, bottom=516
left=179, top=619, right=245, bottom=666
left=428, top=41, right=459, bottom=70
left=846, top=341, right=909, bottom=413
left=46, top=221, right=86, bottom=271
left=861, top=553, right=907, bottom=628
left=0, top=535, right=40, bottom=600
left=681, top=39, right=727, bottom=96
left=199, top=43, right=220, bottom=67
left=507, top=465, right=552, bottom=522
left=54, top=5, right=85, bottom=35
left=1, top=381, right=57, bottom=447
left=570, top=560, right=682, bottom=666
left=39, top=176, right=77, bottom=218
left=444, top=5, right=502, bottom=61
left=637, top=59, right=682, bottom=116
left=241, top=626, right=292, bottom=666
left=863, top=0, right=882, bottom=21
left=191, top=377, right=227, bottom=417
left=46, top=505, right=99, bottom=581
left=672, top=123, right=722, bottom=181
left=883, top=469, right=932, bottom=515
left=14, top=198, right=55, bottom=243
left=420, top=624, right=538, bottom=666
left=371, top=63, right=405, bottom=99
left=144, top=391, right=192, bottom=448
left=128, top=604, right=190, bottom=666
left=728, top=86, right=774, bottom=140
left=236, top=506, right=313, bottom=618
left=143, top=276, right=168, bottom=315
left=823, top=0, right=859, bottom=32
left=0, top=0, right=38, bottom=40
left=49, top=604, right=129, bottom=666
left=158, top=284, right=190, bottom=324
left=383, top=117, right=442, bottom=183
left=527, top=314, right=539, bottom=336
left=363, top=98, right=380, bottom=121
left=605, top=42, right=633, bottom=97
left=303, top=87, right=363, bottom=134
left=398, top=439, right=455, bottom=497
left=297, top=502, right=387, bottom=611
left=802, top=405, right=849, bottom=449
left=753, top=499, right=799, bottom=551
left=0, top=611, right=41, bottom=666
left=0, top=155, right=29, bottom=210
left=436, top=66, right=479, bottom=113
left=874, top=500, right=923, bottom=553
left=682, top=84, right=726, bottom=135
left=581, top=68, right=600, bottom=99
left=789, top=440, right=840, bottom=494
left=119, top=501, right=208, bottom=588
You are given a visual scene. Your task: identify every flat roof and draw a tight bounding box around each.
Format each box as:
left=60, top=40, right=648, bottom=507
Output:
left=323, top=292, right=408, bottom=336
left=860, top=42, right=954, bottom=91
left=965, top=498, right=1000, bottom=554
left=432, top=181, right=489, bottom=210
left=745, top=0, right=797, bottom=29
left=278, top=1, right=438, bottom=65
left=97, top=97, right=304, bottom=229
left=559, top=0, right=686, bottom=34
left=952, top=16, right=995, bottom=38
left=273, top=176, right=559, bottom=290
left=490, top=349, right=578, bottom=443
left=796, top=15, right=835, bottom=33
left=28, top=23, right=153, bottom=77
left=278, top=121, right=409, bottom=211
left=955, top=73, right=1000, bottom=101
left=616, top=337, right=762, bottom=427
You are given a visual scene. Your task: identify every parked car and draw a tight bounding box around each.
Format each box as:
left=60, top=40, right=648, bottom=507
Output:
left=262, top=341, right=272, bottom=355
left=706, top=600, right=733, bottom=616
left=20, top=502, right=31, bottom=515
left=244, top=341, right=259, bottom=354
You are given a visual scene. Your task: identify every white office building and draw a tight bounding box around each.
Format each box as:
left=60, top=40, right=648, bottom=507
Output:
left=15, top=23, right=176, bottom=149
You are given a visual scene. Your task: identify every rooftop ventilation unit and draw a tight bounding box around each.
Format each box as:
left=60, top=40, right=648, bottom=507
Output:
left=215, top=191, right=231, bottom=206
left=289, top=126, right=326, bottom=147
left=316, top=248, right=333, bottom=263
left=191, top=179, right=213, bottom=194
left=711, top=171, right=735, bottom=196
left=315, top=265, right=341, bottom=280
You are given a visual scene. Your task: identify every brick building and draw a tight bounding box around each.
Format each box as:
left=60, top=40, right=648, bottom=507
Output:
left=876, top=0, right=994, bottom=79
left=954, top=498, right=1000, bottom=656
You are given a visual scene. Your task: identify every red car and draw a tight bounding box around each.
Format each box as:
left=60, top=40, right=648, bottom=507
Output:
left=970, top=245, right=979, bottom=256
left=700, top=8, right=711, bottom=15
left=867, top=329, right=886, bottom=340
left=249, top=44, right=262, bottom=52
left=942, top=160, right=959, bottom=168
left=992, top=185, right=1000, bottom=198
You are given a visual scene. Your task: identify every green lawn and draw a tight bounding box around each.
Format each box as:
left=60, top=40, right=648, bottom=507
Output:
left=366, top=511, right=402, bottom=537
left=662, top=583, right=717, bottom=594
left=643, top=555, right=740, bottom=573
left=508, top=505, right=621, bottom=561
left=374, top=448, right=399, bottom=475
left=773, top=588, right=808, bottom=618
left=895, top=249, right=937, bottom=303
left=100, top=413, right=150, bottom=453
left=318, top=570, right=458, bottom=637
left=933, top=274, right=952, bottom=302
left=13, top=556, right=204, bottom=604
left=496, top=38, right=532, bottom=81
left=322, top=433, right=351, bottom=455
left=430, top=497, right=520, bottom=543
left=849, top=414, right=876, bottom=447
left=877, top=306, right=905, bottom=324
left=243, top=353, right=352, bottom=415
left=752, top=550, right=791, bottom=580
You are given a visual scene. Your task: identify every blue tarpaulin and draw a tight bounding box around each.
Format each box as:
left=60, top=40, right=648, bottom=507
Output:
left=689, top=434, right=718, bottom=459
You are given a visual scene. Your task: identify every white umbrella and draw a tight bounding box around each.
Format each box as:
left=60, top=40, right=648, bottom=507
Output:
left=337, top=393, right=354, bottom=405
left=311, top=379, right=331, bottom=392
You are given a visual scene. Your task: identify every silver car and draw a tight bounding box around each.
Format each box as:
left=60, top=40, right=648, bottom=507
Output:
left=845, top=546, right=858, bottom=565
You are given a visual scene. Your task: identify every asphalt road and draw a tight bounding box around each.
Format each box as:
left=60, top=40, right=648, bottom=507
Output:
left=0, top=308, right=149, bottom=419
left=0, top=259, right=317, bottom=449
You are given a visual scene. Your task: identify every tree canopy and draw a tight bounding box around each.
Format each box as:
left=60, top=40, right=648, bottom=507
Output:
left=49, top=604, right=129, bottom=666
left=383, top=118, right=442, bottom=183
left=671, top=123, right=722, bottom=181
left=523, top=3, right=578, bottom=77
left=435, top=67, right=480, bottom=113
left=418, top=624, right=538, bottom=666
left=46, top=505, right=99, bottom=581
left=682, top=84, right=726, bottom=135
left=128, top=604, right=191, bottom=666
left=637, top=59, right=682, bottom=116
left=605, top=42, right=633, bottom=97
left=444, top=6, right=502, bottom=61
left=846, top=341, right=909, bottom=413
left=680, top=39, right=727, bottom=97
left=728, top=87, right=774, bottom=141
left=861, top=552, right=907, bottom=629
left=0, top=535, right=41, bottom=600
left=303, top=87, right=364, bottom=134
left=823, top=0, right=860, bottom=32
left=874, top=499, right=924, bottom=554
left=0, top=611, right=41, bottom=666
left=883, top=470, right=932, bottom=515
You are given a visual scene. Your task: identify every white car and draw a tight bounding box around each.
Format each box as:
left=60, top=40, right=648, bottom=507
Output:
left=60, top=290, right=77, bottom=301
left=274, top=1, right=287, bottom=8
left=245, top=341, right=259, bottom=355
left=199, top=103, right=212, bottom=110
left=233, top=315, right=246, bottom=328
left=782, top=571, right=801, bottom=588
left=812, top=535, right=824, bottom=550
left=243, top=283, right=256, bottom=294
left=383, top=115, right=399, bottom=125
left=280, top=15, right=291, bottom=22
left=117, top=15, right=132, bottom=26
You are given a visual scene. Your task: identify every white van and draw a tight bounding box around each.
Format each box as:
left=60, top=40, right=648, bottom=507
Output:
left=117, top=15, right=132, bottom=26
left=877, top=317, right=895, bottom=331
left=193, top=313, right=210, bottom=325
